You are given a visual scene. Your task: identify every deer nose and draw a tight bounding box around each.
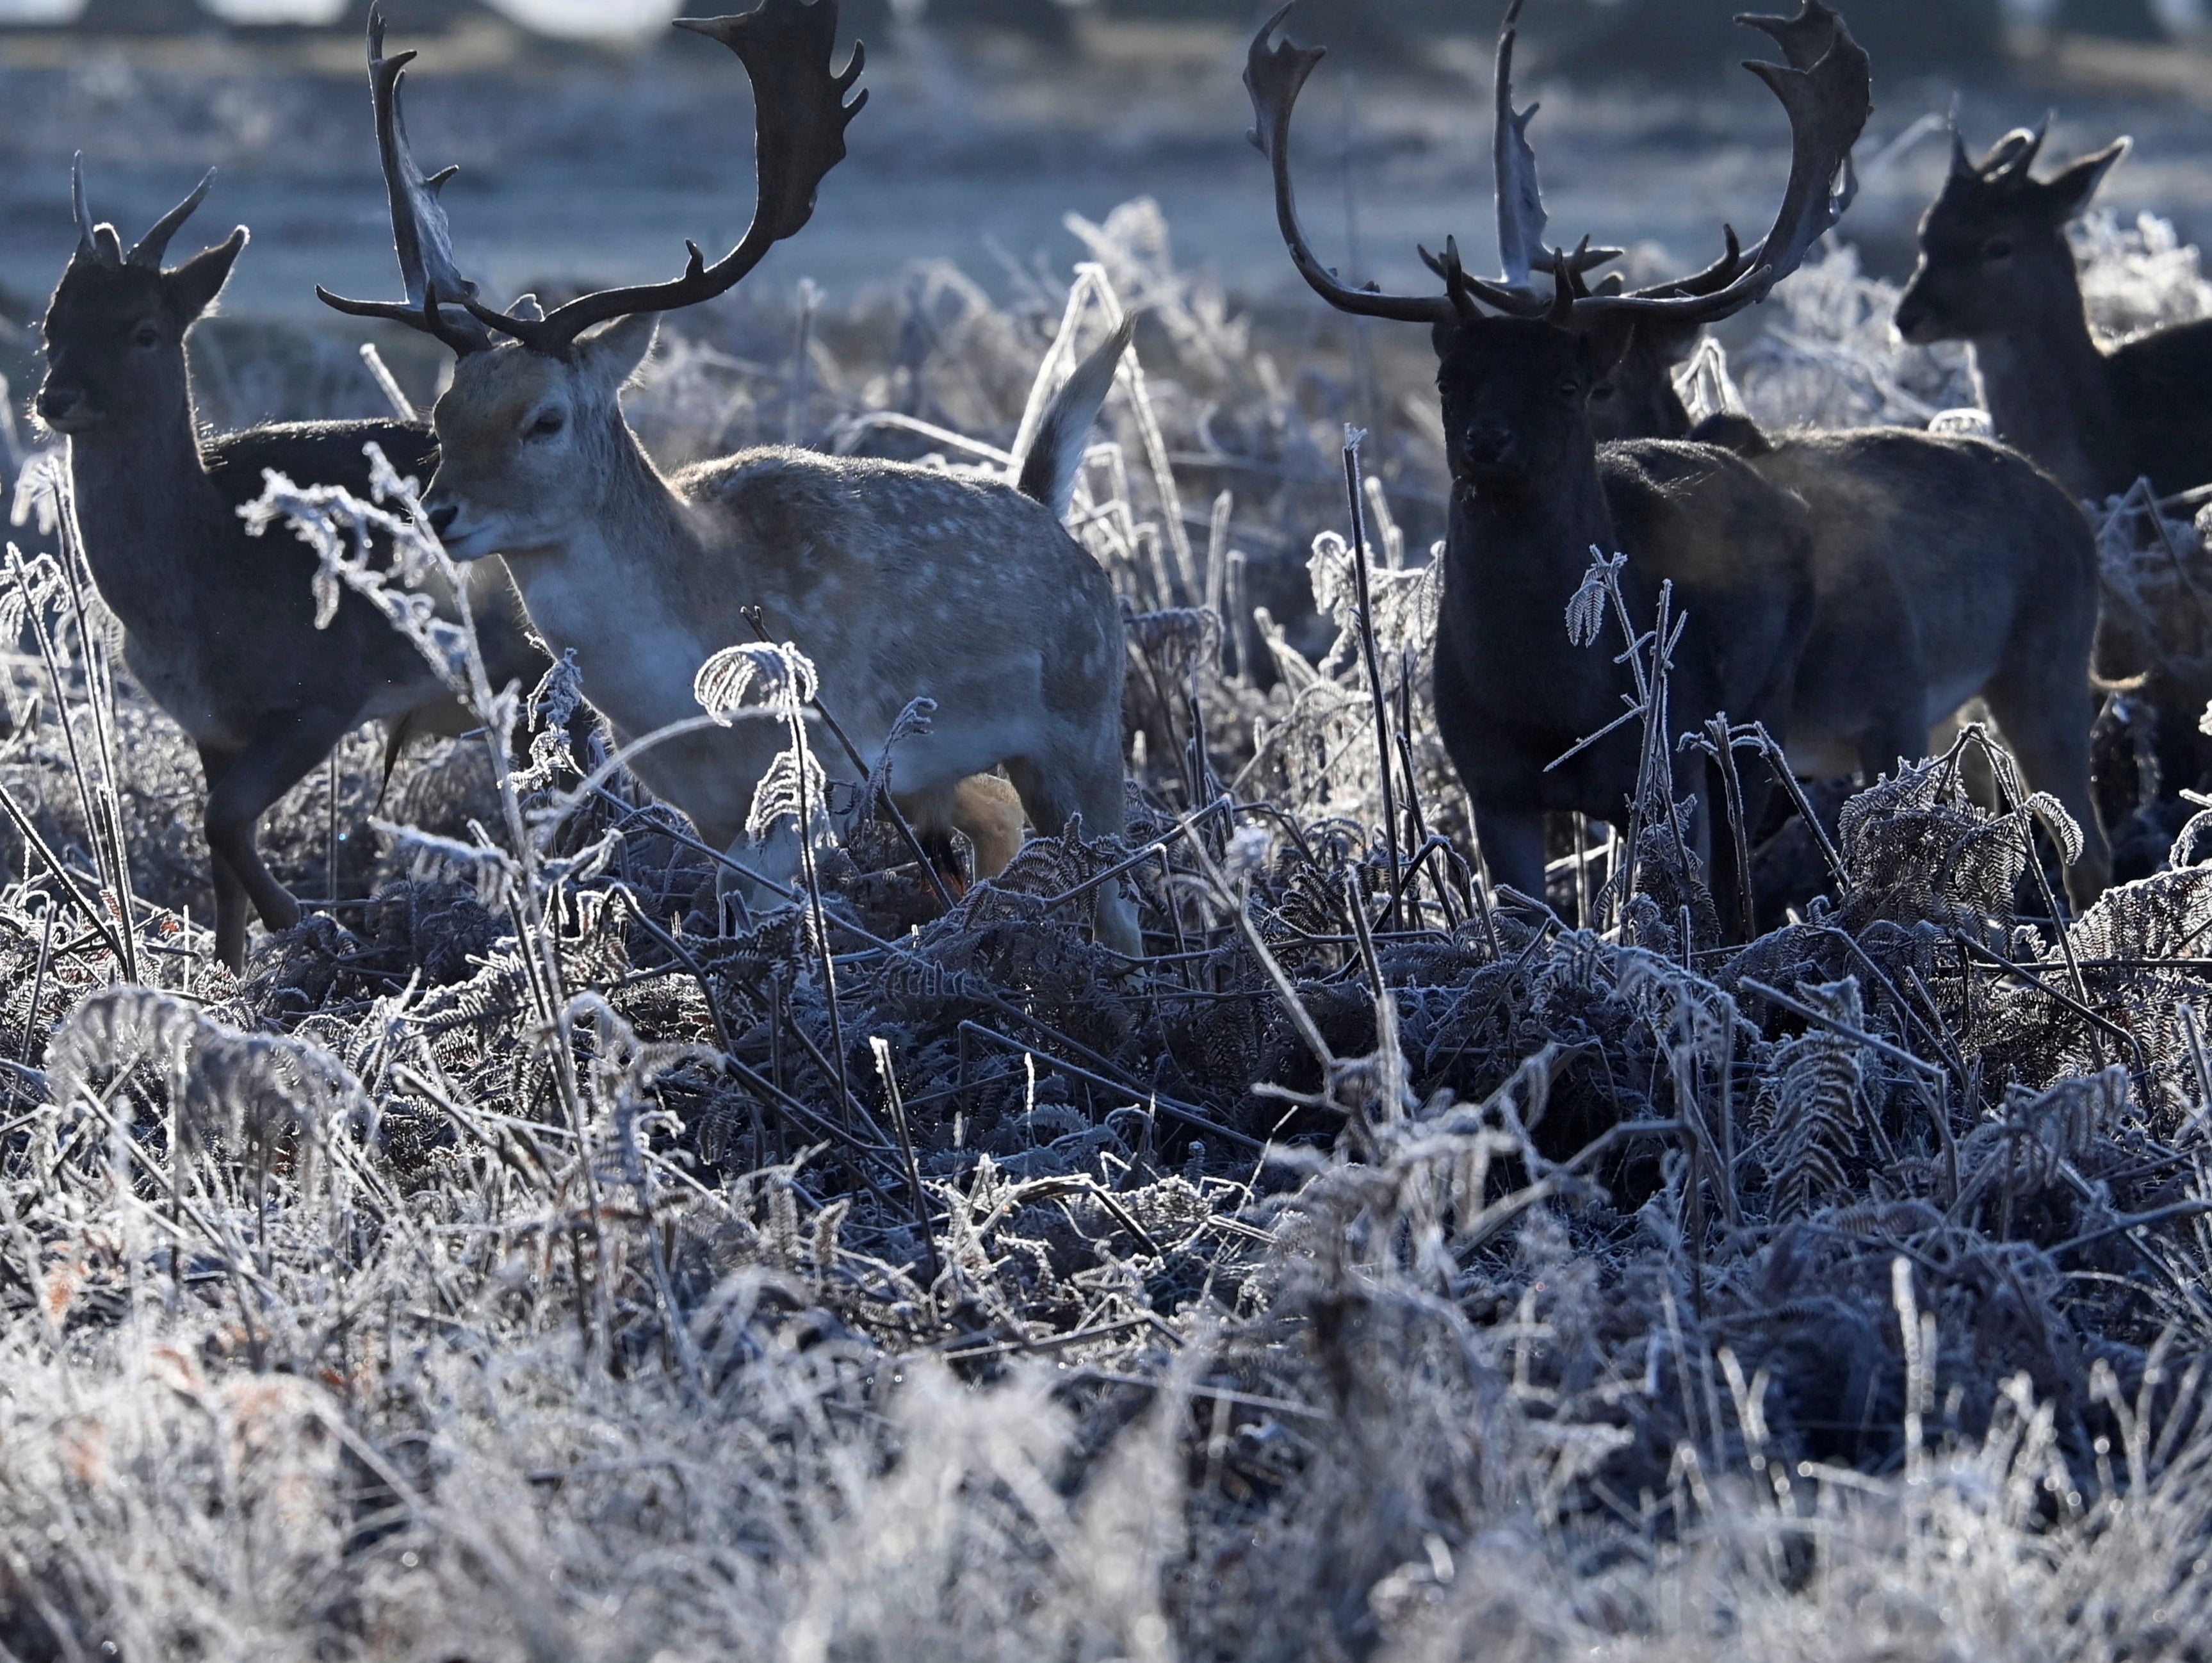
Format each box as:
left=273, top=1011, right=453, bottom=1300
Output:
left=35, top=385, right=81, bottom=423
left=1463, top=422, right=1517, bottom=465
left=427, top=501, right=460, bottom=538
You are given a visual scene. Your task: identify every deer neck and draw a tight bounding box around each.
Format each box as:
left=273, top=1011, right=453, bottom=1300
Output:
left=1448, top=448, right=1616, bottom=621
left=1967, top=281, right=2125, bottom=501
left=64, top=382, right=228, bottom=630
left=494, top=423, right=707, bottom=736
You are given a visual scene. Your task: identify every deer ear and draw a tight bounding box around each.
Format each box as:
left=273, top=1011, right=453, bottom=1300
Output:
left=2043, top=139, right=2129, bottom=223
left=1430, top=319, right=1462, bottom=361
left=163, top=227, right=247, bottom=322
left=576, top=312, right=659, bottom=389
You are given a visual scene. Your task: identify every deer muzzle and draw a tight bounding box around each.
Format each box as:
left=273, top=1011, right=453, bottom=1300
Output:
left=34, top=381, right=94, bottom=432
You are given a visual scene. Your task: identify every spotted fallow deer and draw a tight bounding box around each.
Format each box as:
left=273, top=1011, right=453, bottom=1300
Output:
left=1896, top=124, right=2212, bottom=502
left=1494, top=8, right=2110, bottom=905
left=319, top=0, right=1141, bottom=952
left=34, top=165, right=549, bottom=972
left=1248, top=0, right=1894, bottom=933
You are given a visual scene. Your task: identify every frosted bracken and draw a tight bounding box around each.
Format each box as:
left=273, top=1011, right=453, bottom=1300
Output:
left=1, top=202, right=2211, bottom=1660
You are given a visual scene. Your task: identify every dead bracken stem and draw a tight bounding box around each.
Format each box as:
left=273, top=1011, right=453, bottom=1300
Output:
left=1342, top=427, right=1403, bottom=932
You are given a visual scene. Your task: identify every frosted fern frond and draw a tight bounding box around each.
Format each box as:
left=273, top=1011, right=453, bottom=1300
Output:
left=2022, top=791, right=2085, bottom=867
left=512, top=650, right=587, bottom=795
left=1956, top=1066, right=2126, bottom=1215
left=47, top=987, right=367, bottom=1152
left=695, top=641, right=818, bottom=725
left=0, top=545, right=66, bottom=657
left=1565, top=548, right=1620, bottom=649
left=1835, top=758, right=2026, bottom=934
left=746, top=745, right=833, bottom=850
left=10, top=450, right=67, bottom=535
left=1760, top=976, right=1866, bottom=1223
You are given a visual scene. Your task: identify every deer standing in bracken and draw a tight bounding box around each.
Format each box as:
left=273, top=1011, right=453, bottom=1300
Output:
left=1499, top=8, right=2110, bottom=905
left=1248, top=0, right=1887, bottom=933
left=35, top=165, right=548, bottom=972
left=321, top=0, right=1142, bottom=953
left=1895, top=124, right=2212, bottom=502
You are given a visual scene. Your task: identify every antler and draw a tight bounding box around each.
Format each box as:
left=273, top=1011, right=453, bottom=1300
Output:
left=1245, top=5, right=1463, bottom=325
left=70, top=155, right=212, bottom=271
left=316, top=9, right=492, bottom=356
left=466, top=0, right=866, bottom=357
left=127, top=169, right=215, bottom=270
left=1252, top=1, right=1866, bottom=333
left=1953, top=117, right=2051, bottom=187
left=1542, top=1, right=1869, bottom=326
left=1491, top=3, right=1623, bottom=297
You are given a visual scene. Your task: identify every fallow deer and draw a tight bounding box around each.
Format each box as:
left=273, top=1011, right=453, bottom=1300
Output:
left=1499, top=12, right=2111, bottom=904
left=1896, top=124, right=2212, bottom=502
left=1249, top=0, right=1885, bottom=931
left=320, top=0, right=1143, bottom=953
left=34, top=165, right=548, bottom=972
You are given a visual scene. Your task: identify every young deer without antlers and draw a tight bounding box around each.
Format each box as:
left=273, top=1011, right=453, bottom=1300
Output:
left=321, top=0, right=1142, bottom=952
left=1511, top=13, right=2111, bottom=905
left=1896, top=124, right=2212, bottom=502
left=35, top=165, right=548, bottom=972
left=1248, top=0, right=1882, bottom=933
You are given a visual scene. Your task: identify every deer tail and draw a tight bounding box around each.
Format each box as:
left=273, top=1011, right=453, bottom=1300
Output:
left=1016, top=314, right=1134, bottom=520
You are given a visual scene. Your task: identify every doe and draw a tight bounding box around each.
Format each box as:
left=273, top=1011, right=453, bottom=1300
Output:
left=35, top=166, right=544, bottom=971
left=1895, top=123, right=2212, bottom=502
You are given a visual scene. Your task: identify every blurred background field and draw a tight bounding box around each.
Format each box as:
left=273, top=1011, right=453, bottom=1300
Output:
left=4, top=0, right=2212, bottom=343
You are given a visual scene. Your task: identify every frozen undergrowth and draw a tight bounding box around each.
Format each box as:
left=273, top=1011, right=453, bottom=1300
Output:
left=1, top=204, right=2211, bottom=1660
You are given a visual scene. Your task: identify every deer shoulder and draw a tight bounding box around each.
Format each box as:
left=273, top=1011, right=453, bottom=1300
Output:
left=1598, top=438, right=1818, bottom=698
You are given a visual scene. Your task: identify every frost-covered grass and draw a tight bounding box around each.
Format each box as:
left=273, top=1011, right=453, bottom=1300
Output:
left=3, top=205, right=2212, bottom=1660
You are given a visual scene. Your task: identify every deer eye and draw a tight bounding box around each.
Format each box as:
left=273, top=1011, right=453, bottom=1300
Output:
left=1981, top=236, right=2014, bottom=261
left=1558, top=379, right=1582, bottom=403
left=132, top=324, right=160, bottom=349
left=1590, top=382, right=1615, bottom=402
left=525, top=409, right=566, bottom=439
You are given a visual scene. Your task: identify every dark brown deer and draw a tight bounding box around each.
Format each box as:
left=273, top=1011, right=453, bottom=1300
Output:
left=320, top=0, right=1143, bottom=952
left=1506, top=18, right=2111, bottom=904
left=34, top=164, right=548, bottom=973
left=1248, top=0, right=1883, bottom=930
left=1895, top=124, right=2212, bottom=502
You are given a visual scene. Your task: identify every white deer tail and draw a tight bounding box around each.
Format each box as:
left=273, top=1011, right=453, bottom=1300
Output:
left=1016, top=315, right=1134, bottom=520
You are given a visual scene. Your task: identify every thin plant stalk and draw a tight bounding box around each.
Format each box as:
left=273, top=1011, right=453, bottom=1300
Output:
left=1342, top=426, right=1403, bottom=930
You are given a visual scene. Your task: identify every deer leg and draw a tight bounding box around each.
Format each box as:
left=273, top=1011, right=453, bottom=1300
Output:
left=201, top=708, right=356, bottom=971
left=1004, top=754, right=1141, bottom=956
left=1470, top=803, right=1547, bottom=914
left=196, top=744, right=251, bottom=972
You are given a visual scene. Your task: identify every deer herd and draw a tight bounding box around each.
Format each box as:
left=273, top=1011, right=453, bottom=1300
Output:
left=23, top=0, right=2201, bottom=971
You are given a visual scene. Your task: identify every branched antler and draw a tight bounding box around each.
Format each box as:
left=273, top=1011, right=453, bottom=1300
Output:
left=1251, top=0, right=1871, bottom=332
left=468, top=0, right=867, bottom=357
left=316, top=8, right=492, bottom=356
left=321, top=0, right=866, bottom=361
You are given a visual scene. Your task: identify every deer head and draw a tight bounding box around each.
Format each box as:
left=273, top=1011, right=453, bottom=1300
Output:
left=1894, top=124, right=2129, bottom=346
left=1246, top=0, right=1869, bottom=482
left=37, top=161, right=246, bottom=435
left=320, top=0, right=865, bottom=561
